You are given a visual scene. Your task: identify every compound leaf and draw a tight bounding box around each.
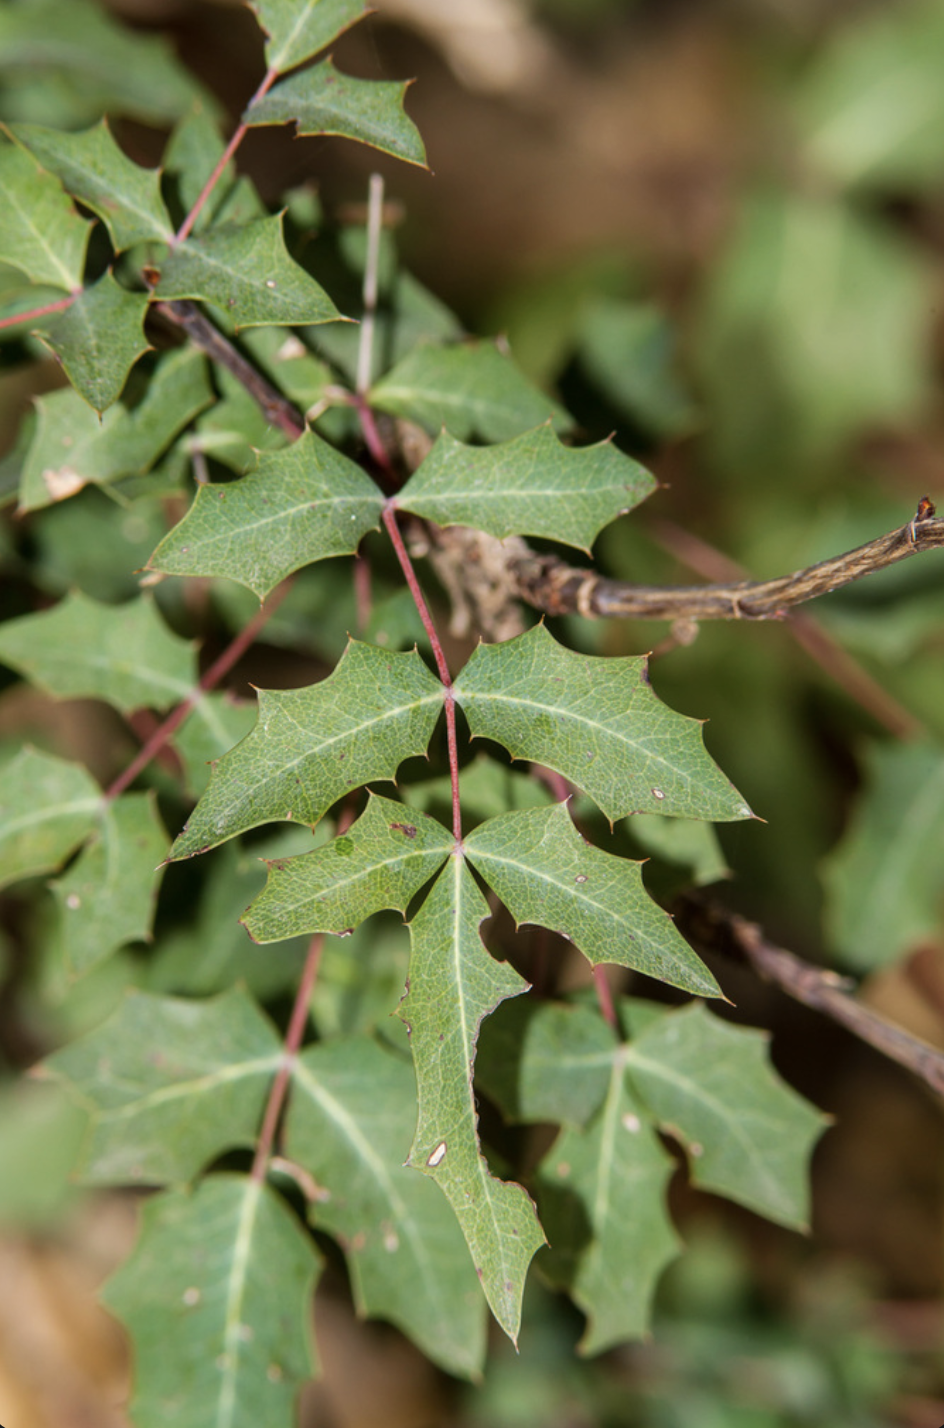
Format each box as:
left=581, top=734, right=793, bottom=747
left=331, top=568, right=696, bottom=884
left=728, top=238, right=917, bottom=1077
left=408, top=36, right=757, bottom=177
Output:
left=289, top=1036, right=487, bottom=1378
left=43, top=987, right=282, bottom=1184
left=0, top=140, right=90, bottom=290
left=245, top=792, right=452, bottom=941
left=148, top=429, right=384, bottom=599
left=171, top=641, right=444, bottom=858
left=625, top=1001, right=826, bottom=1229
left=453, top=624, right=752, bottom=824
left=0, top=747, right=101, bottom=890
left=400, top=854, right=543, bottom=1342
left=251, top=0, right=369, bottom=74
left=476, top=998, right=615, bottom=1128
left=102, top=1175, right=320, bottom=1428
left=40, top=270, right=150, bottom=412
left=465, top=804, right=719, bottom=997
left=246, top=59, right=426, bottom=167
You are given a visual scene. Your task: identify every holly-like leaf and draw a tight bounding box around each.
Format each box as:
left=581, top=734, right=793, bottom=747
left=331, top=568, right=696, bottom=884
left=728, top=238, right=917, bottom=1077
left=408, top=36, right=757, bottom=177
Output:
left=288, top=1036, right=487, bottom=1378
left=246, top=60, right=426, bottom=167
left=476, top=998, right=616, bottom=1128
left=465, top=805, right=719, bottom=996
left=102, top=1175, right=320, bottom=1428
left=164, top=104, right=263, bottom=233
left=823, top=741, right=944, bottom=972
left=43, top=988, right=282, bottom=1183
left=39, top=270, right=150, bottom=412
left=628, top=813, right=729, bottom=886
left=156, top=214, right=343, bottom=329
left=9, top=118, right=173, bottom=251
left=400, top=854, right=543, bottom=1342
left=245, top=793, right=453, bottom=941
left=53, top=792, right=168, bottom=978
left=172, top=694, right=258, bottom=798
left=251, top=0, right=369, bottom=74
left=370, top=340, right=571, bottom=442
left=171, top=641, right=444, bottom=858
left=625, top=1002, right=826, bottom=1229
left=0, top=747, right=101, bottom=890
left=0, top=140, right=90, bottom=290
left=454, top=624, right=753, bottom=824
left=537, top=1072, right=679, bottom=1355
left=397, top=426, right=652, bottom=552
left=0, top=590, right=194, bottom=714
left=148, top=429, right=384, bottom=599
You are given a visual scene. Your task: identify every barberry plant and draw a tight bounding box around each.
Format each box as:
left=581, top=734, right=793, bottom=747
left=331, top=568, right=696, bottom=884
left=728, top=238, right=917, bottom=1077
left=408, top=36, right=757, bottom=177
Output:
left=0, top=1, right=831, bottom=1422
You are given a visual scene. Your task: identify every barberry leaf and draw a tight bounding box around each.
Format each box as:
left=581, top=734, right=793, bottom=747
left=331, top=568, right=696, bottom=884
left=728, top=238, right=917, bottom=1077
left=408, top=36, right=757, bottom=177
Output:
left=625, top=1002, right=826, bottom=1229
left=43, top=988, right=282, bottom=1183
left=465, top=804, right=719, bottom=997
left=453, top=624, right=753, bottom=824
left=244, top=792, right=453, bottom=941
left=246, top=60, right=426, bottom=167
left=0, top=591, right=193, bottom=713
left=147, top=429, right=384, bottom=599
left=537, top=1073, right=679, bottom=1354
left=0, top=141, right=90, bottom=290
left=0, top=747, right=102, bottom=890
left=251, top=0, right=368, bottom=74
left=476, top=998, right=615, bottom=1128
left=52, top=792, right=168, bottom=978
left=288, top=1036, right=487, bottom=1378
left=101, top=1175, right=320, bottom=1428
left=39, top=271, right=150, bottom=412
left=400, top=854, right=543, bottom=1342
left=9, top=118, right=173, bottom=250
left=398, top=426, right=652, bottom=552
left=369, top=341, right=571, bottom=442
left=156, top=214, right=342, bottom=329
left=171, top=641, right=444, bottom=858
left=164, top=104, right=263, bottom=233
left=172, top=694, right=258, bottom=797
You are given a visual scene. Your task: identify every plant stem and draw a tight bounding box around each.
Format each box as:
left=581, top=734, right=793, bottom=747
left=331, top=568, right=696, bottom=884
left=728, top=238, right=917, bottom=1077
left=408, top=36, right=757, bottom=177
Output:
left=250, top=933, right=325, bottom=1182
left=0, top=294, right=76, bottom=331
left=356, top=173, right=385, bottom=396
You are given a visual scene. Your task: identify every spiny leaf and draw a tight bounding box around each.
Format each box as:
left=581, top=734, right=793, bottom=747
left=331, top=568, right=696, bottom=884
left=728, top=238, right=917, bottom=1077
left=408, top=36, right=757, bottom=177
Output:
left=246, top=59, right=426, bottom=167
left=453, top=624, right=753, bottom=824
left=0, top=140, right=90, bottom=290
left=43, top=988, right=282, bottom=1184
left=0, top=747, right=101, bottom=890
left=0, top=590, right=194, bottom=713
left=102, top=1175, right=320, bottom=1428
left=537, top=1069, right=679, bottom=1354
left=9, top=118, right=173, bottom=250
left=250, top=0, right=369, bottom=75
left=476, top=998, right=616, bottom=1128
left=39, top=270, right=150, bottom=412
left=465, top=804, right=719, bottom=997
left=397, top=425, right=652, bottom=552
left=53, top=792, right=168, bottom=978
left=289, top=1036, right=487, bottom=1378
left=171, top=641, right=444, bottom=858
left=400, top=854, right=543, bottom=1342
left=148, top=429, right=384, bottom=599
left=369, top=340, right=571, bottom=442
left=156, top=213, right=343, bottom=329
left=245, top=792, right=453, bottom=941
left=625, top=1001, right=827, bottom=1229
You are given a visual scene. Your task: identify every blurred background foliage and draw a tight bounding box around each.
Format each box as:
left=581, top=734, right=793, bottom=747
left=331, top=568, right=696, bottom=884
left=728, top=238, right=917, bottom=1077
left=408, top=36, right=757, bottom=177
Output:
left=2, top=0, right=944, bottom=1424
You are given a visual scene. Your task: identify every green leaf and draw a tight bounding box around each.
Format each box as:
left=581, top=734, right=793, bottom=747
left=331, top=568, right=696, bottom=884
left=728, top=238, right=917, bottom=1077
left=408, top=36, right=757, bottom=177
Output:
left=172, top=694, right=258, bottom=798
left=251, top=0, right=369, bottom=74
left=0, top=747, right=101, bottom=890
left=454, top=624, right=752, bottom=824
left=577, top=299, right=698, bottom=439
left=39, top=270, right=150, bottom=412
left=246, top=59, right=426, bottom=167
left=43, top=988, right=282, bottom=1183
left=171, top=641, right=444, bottom=858
left=148, top=429, right=384, bottom=599
left=9, top=119, right=173, bottom=250
left=476, top=998, right=615, bottom=1128
left=465, top=804, right=719, bottom=997
left=156, top=214, right=343, bottom=329
left=0, top=590, right=194, bottom=713
left=0, top=140, right=90, bottom=290
left=245, top=793, right=453, bottom=941
left=628, top=813, right=729, bottom=887
left=53, top=792, right=168, bottom=978
left=289, top=1036, right=486, bottom=1377
left=102, top=1175, right=319, bottom=1428
left=401, top=854, right=543, bottom=1342
left=537, top=1072, right=679, bottom=1354
left=164, top=104, right=263, bottom=233
left=625, top=1002, right=826, bottom=1229
left=823, top=740, right=944, bottom=972
left=369, top=340, right=571, bottom=442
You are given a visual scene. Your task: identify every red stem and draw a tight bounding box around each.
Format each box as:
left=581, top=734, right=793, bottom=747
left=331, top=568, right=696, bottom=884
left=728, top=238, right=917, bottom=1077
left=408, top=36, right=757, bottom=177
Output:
left=251, top=933, right=325, bottom=1182
left=174, top=66, right=278, bottom=246
left=592, top=965, right=618, bottom=1029
left=0, top=294, right=76, bottom=331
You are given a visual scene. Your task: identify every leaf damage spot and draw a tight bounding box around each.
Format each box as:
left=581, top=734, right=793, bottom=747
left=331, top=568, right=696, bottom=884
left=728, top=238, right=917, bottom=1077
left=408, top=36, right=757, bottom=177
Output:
left=426, top=1141, right=447, bottom=1168
left=622, top=1113, right=641, bottom=1133
left=555, top=1160, right=571, bottom=1178
left=689, top=1141, right=704, bottom=1157
left=651, top=787, right=665, bottom=800
left=574, top=874, right=587, bottom=884
left=43, top=466, right=86, bottom=501
left=382, top=1223, right=399, bottom=1252
left=65, top=893, right=82, bottom=910
left=183, top=1287, right=200, bottom=1306
left=390, top=821, right=418, bottom=839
